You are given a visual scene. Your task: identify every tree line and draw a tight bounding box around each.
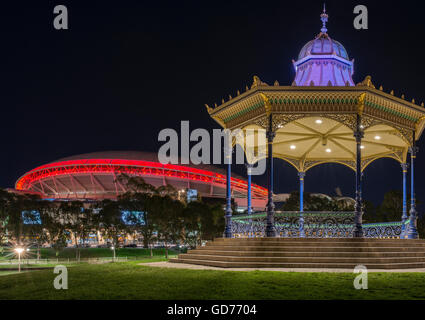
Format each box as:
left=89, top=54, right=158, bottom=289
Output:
left=0, top=174, right=224, bottom=260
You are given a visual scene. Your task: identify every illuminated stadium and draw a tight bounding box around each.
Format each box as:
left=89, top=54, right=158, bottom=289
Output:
left=15, top=151, right=268, bottom=209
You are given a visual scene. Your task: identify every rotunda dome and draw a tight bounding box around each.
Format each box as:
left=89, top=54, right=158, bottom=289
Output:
left=298, top=34, right=349, bottom=60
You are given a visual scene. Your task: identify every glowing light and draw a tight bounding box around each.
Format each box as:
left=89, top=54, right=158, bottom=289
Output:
left=15, top=248, right=24, bottom=254
left=315, top=119, right=323, bottom=124
left=325, top=148, right=331, bottom=153
left=15, top=159, right=268, bottom=198
left=374, top=136, right=381, bottom=140
left=290, top=145, right=296, bottom=150
left=360, top=145, right=365, bottom=149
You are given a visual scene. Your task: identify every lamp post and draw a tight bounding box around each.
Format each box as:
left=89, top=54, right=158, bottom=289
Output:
left=111, top=246, right=116, bottom=262
left=15, top=248, right=24, bottom=273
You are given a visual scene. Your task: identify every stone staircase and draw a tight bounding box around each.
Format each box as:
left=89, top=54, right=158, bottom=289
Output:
left=169, top=238, right=425, bottom=269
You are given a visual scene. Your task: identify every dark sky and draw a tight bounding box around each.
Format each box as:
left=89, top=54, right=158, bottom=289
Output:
left=2, top=0, right=425, bottom=206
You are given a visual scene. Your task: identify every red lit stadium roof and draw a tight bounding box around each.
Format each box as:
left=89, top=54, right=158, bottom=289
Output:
left=15, top=151, right=268, bottom=200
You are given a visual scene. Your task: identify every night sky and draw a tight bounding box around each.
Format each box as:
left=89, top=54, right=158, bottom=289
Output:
left=2, top=0, right=425, bottom=206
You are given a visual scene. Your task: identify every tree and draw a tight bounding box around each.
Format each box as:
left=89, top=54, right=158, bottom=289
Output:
left=362, top=200, right=377, bottom=223
left=182, top=201, right=225, bottom=247
left=377, top=190, right=404, bottom=222
left=417, top=213, right=425, bottom=239
left=181, top=201, right=204, bottom=247
left=118, top=175, right=158, bottom=254
left=116, top=174, right=157, bottom=194
left=22, top=198, right=49, bottom=260
left=156, top=184, right=178, bottom=199
left=117, top=174, right=179, bottom=254
left=0, top=189, right=12, bottom=247
left=99, top=199, right=127, bottom=260
left=281, top=191, right=301, bottom=211
left=151, top=195, right=184, bottom=258
left=42, top=202, right=72, bottom=257
left=65, top=201, right=94, bottom=261
left=119, top=190, right=154, bottom=251
left=281, top=191, right=351, bottom=211
left=6, top=194, right=28, bottom=246
left=202, top=202, right=225, bottom=240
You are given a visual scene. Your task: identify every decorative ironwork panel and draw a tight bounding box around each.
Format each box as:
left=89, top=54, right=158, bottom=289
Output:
left=363, top=221, right=403, bottom=238
left=231, top=211, right=403, bottom=239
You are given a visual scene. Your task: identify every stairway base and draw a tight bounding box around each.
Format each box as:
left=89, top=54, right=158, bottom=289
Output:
left=170, top=238, right=425, bottom=269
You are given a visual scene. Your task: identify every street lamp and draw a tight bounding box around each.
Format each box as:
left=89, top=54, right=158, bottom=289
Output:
left=111, top=246, right=116, bottom=262
left=15, top=248, right=24, bottom=273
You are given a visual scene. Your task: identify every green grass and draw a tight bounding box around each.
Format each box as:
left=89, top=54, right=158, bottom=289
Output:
left=0, top=261, right=423, bottom=299
left=0, top=271, right=21, bottom=276
left=0, top=247, right=179, bottom=260
left=0, top=262, right=82, bottom=269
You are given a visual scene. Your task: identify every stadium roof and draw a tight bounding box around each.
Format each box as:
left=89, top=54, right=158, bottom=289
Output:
left=15, top=151, right=267, bottom=201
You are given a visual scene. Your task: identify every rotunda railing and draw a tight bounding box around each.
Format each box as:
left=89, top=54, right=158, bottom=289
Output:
left=230, top=211, right=404, bottom=238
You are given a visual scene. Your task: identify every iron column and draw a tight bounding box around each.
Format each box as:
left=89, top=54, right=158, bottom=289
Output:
left=224, top=144, right=233, bottom=238
left=353, top=114, right=364, bottom=238
left=266, top=114, right=277, bottom=237
left=246, top=163, right=253, bottom=215
left=401, top=162, right=408, bottom=238
left=299, top=171, right=306, bottom=238
left=408, top=132, right=419, bottom=239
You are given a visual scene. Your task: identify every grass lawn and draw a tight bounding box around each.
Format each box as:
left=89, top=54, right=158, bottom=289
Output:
left=0, top=271, right=22, bottom=276
left=0, top=260, right=423, bottom=299
left=0, top=247, right=179, bottom=260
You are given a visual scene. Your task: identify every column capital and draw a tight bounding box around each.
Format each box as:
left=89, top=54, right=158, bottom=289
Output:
left=353, top=130, right=364, bottom=141
left=401, top=162, right=409, bottom=171
left=246, top=163, right=254, bottom=174
left=266, top=130, right=276, bottom=142
left=298, top=171, right=306, bottom=179
left=409, top=146, right=419, bottom=157
left=223, top=145, right=233, bottom=159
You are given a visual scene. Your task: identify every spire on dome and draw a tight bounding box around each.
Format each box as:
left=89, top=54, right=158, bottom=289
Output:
left=320, top=4, right=328, bottom=33
left=292, top=5, right=355, bottom=87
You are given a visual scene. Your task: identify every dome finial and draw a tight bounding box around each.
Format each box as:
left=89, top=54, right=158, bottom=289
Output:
left=320, top=4, right=328, bottom=33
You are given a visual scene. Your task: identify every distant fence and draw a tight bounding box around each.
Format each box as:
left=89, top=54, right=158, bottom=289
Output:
left=230, top=211, right=405, bottom=238
left=0, top=257, right=131, bottom=265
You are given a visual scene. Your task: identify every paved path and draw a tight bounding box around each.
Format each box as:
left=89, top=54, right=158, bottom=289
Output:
left=141, top=261, right=425, bottom=273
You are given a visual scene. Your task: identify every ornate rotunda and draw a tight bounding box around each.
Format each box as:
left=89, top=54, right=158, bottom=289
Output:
left=206, top=8, right=425, bottom=239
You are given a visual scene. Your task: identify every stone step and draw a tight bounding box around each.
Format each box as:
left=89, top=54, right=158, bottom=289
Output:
left=205, top=241, right=425, bottom=248
left=197, top=245, right=425, bottom=253
left=171, top=238, right=425, bottom=269
left=188, top=249, right=425, bottom=258
left=214, top=237, right=423, bottom=242
left=178, top=253, right=425, bottom=264
left=169, top=258, right=425, bottom=269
